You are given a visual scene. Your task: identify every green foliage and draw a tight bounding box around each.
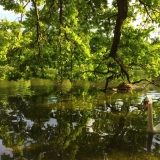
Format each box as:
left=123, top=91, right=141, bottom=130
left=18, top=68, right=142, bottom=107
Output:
left=0, top=0, right=160, bottom=84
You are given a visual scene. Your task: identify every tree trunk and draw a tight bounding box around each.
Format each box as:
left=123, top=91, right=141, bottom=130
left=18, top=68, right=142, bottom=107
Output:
left=105, top=0, right=130, bottom=90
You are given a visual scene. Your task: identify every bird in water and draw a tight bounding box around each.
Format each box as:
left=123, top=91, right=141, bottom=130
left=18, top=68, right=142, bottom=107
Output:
left=143, top=97, right=160, bottom=134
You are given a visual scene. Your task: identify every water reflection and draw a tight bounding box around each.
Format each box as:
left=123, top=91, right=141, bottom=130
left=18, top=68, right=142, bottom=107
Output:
left=147, top=132, right=154, bottom=153
left=147, top=132, right=160, bottom=153
left=0, top=79, right=160, bottom=159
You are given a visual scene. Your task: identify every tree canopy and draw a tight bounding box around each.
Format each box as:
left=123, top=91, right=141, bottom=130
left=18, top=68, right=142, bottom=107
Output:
left=0, top=0, right=160, bottom=90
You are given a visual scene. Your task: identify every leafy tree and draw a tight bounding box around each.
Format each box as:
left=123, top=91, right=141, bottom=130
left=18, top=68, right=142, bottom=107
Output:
left=0, top=0, right=160, bottom=91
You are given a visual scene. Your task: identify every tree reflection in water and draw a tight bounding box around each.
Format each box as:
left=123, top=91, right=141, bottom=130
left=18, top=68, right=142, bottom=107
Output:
left=0, top=82, right=160, bottom=159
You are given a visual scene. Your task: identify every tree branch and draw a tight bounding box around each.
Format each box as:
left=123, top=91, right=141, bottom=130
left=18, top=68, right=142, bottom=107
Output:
left=139, top=0, right=154, bottom=22
left=132, top=79, right=160, bottom=88
left=32, top=0, right=41, bottom=56
left=109, top=0, right=128, bottom=58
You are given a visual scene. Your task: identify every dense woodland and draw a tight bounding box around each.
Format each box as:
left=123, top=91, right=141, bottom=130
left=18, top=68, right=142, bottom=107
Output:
left=0, top=0, right=160, bottom=91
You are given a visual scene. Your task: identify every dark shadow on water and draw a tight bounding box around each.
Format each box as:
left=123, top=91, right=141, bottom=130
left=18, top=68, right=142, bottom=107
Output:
left=105, top=116, right=126, bottom=153
left=147, top=132, right=154, bottom=153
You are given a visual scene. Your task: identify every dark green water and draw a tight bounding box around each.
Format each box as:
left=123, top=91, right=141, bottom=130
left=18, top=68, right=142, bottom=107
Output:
left=0, top=78, right=160, bottom=160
